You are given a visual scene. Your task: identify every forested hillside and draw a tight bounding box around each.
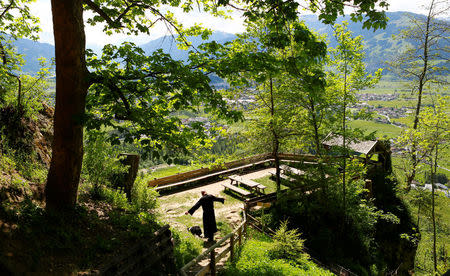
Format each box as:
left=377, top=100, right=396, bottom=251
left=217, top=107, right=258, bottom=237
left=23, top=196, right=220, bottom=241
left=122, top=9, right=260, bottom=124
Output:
left=13, top=12, right=448, bottom=75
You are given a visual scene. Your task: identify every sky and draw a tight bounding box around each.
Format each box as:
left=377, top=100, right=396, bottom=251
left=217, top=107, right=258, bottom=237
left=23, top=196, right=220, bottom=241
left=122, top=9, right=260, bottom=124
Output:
left=31, top=0, right=434, bottom=48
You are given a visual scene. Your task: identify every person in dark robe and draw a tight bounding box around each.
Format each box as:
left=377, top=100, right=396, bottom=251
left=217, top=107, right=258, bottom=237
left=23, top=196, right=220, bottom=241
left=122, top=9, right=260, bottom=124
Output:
left=185, top=191, right=225, bottom=242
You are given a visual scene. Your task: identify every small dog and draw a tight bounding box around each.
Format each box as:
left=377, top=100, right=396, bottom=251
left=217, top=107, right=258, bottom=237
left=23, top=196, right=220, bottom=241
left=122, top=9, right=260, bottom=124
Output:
left=188, top=226, right=202, bottom=237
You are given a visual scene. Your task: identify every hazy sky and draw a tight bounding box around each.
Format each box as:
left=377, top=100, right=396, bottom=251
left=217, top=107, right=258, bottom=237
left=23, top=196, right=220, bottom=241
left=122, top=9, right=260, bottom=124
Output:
left=31, top=0, right=434, bottom=47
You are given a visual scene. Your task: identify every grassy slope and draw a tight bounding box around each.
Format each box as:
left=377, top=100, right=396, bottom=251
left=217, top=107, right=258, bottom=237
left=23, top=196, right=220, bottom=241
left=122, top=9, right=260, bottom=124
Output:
left=349, top=119, right=402, bottom=139
left=221, top=230, right=333, bottom=276
left=402, top=191, right=450, bottom=274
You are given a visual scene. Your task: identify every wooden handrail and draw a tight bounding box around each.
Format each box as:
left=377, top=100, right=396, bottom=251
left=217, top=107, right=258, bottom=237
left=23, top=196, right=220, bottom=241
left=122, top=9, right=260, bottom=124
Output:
left=179, top=212, right=247, bottom=276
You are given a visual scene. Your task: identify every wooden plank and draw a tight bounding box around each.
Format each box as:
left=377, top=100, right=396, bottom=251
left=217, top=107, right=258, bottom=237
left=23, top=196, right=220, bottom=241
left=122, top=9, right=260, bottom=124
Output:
left=150, top=153, right=272, bottom=187
left=230, top=235, right=235, bottom=261
left=196, top=265, right=210, bottom=276
left=155, top=159, right=273, bottom=192
left=216, top=246, right=231, bottom=261
left=222, top=183, right=251, bottom=196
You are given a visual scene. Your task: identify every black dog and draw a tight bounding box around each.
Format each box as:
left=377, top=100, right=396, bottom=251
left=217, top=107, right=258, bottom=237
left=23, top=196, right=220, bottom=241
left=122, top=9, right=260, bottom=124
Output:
left=188, top=226, right=202, bottom=237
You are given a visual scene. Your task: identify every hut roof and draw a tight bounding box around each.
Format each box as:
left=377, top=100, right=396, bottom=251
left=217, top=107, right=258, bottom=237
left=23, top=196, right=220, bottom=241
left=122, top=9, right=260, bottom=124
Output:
left=322, top=133, right=380, bottom=155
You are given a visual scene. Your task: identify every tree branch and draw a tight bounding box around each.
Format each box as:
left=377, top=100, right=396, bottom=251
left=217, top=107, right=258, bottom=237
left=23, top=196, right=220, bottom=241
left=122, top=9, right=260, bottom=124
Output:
left=83, top=0, right=120, bottom=27
left=0, top=0, right=15, bottom=20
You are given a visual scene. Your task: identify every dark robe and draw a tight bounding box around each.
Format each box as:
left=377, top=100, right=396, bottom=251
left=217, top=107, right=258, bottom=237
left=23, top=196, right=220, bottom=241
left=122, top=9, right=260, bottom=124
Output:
left=188, top=194, right=225, bottom=239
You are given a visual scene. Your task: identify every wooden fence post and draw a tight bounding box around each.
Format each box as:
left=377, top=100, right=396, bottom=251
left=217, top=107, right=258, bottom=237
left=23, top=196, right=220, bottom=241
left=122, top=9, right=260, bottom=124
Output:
left=210, top=249, right=216, bottom=276
left=244, top=218, right=248, bottom=240
left=238, top=227, right=242, bottom=247
left=230, top=234, right=235, bottom=262
left=119, top=153, right=140, bottom=201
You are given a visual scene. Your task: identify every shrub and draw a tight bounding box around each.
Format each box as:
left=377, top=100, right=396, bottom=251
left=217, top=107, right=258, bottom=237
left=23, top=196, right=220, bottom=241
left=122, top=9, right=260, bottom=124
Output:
left=99, top=186, right=130, bottom=210
left=131, top=176, right=159, bottom=212
left=82, top=130, right=128, bottom=197
left=268, top=220, right=308, bottom=264
left=172, top=228, right=203, bottom=270
left=221, top=238, right=333, bottom=276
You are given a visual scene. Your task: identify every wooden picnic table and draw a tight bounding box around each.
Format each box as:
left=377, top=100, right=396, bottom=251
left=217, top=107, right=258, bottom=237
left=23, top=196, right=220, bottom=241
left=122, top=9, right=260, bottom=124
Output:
left=279, top=165, right=305, bottom=176
left=228, top=175, right=266, bottom=194
left=221, top=182, right=251, bottom=197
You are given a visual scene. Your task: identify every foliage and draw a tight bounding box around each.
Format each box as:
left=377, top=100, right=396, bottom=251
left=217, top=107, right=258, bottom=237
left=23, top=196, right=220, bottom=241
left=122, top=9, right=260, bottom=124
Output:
left=268, top=220, right=308, bottom=263
left=326, top=21, right=382, bottom=213
left=130, top=175, right=159, bottom=212
left=424, top=172, right=448, bottom=184
left=82, top=130, right=129, bottom=196
left=396, top=96, right=450, bottom=187
left=265, top=165, right=412, bottom=274
left=0, top=107, right=47, bottom=184
left=172, top=228, right=203, bottom=270
left=0, top=195, right=163, bottom=272
left=403, top=188, right=450, bottom=274
left=0, top=0, right=47, bottom=117
left=389, top=0, right=449, bottom=188
left=85, top=42, right=241, bottom=161
left=221, top=235, right=333, bottom=276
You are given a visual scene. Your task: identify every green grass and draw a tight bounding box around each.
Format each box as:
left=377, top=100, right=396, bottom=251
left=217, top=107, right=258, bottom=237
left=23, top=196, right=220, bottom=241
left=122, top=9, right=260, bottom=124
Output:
left=145, top=164, right=203, bottom=180
left=349, top=119, right=403, bottom=139
left=359, top=79, right=409, bottom=95
left=390, top=116, right=413, bottom=126
left=402, top=191, right=450, bottom=275
left=221, top=231, right=333, bottom=276
left=393, top=155, right=450, bottom=274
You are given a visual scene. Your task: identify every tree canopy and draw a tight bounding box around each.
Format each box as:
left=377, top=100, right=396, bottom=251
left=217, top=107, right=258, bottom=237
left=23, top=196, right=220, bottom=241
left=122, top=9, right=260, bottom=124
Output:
left=42, top=0, right=389, bottom=209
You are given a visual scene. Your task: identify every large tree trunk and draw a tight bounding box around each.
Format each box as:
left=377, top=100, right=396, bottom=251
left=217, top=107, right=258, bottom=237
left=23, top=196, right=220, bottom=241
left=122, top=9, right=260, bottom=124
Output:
left=45, top=0, right=87, bottom=210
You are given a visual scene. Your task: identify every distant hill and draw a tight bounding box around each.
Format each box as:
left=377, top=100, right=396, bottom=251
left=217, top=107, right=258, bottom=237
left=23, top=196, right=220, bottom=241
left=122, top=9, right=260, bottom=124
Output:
left=10, top=12, right=447, bottom=75
left=139, top=12, right=448, bottom=73
left=139, top=31, right=237, bottom=60
left=12, top=38, right=54, bottom=73
left=301, top=12, right=438, bottom=72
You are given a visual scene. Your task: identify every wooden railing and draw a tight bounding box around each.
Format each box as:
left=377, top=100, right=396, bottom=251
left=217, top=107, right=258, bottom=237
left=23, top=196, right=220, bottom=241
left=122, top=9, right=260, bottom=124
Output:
left=148, top=153, right=320, bottom=189
left=179, top=212, right=247, bottom=276
left=98, top=224, right=175, bottom=275
left=148, top=154, right=272, bottom=188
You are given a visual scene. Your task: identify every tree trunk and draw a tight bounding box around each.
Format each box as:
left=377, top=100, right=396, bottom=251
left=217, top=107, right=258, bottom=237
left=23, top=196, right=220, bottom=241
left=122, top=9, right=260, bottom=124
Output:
left=269, top=77, right=281, bottom=194
left=342, top=60, right=348, bottom=215
left=45, top=0, right=87, bottom=210
left=431, top=146, right=438, bottom=273
left=406, top=0, right=432, bottom=189
left=309, top=97, right=321, bottom=156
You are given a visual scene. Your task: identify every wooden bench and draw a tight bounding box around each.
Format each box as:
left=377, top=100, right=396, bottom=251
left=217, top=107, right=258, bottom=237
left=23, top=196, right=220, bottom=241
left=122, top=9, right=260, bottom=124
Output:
left=221, top=182, right=251, bottom=197
left=228, top=175, right=266, bottom=194
left=279, top=165, right=305, bottom=176
left=269, top=171, right=295, bottom=182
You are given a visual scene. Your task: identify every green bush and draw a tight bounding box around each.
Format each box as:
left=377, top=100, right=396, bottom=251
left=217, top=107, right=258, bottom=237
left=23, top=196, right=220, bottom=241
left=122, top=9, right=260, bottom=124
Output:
left=269, top=220, right=308, bottom=264
left=99, top=186, right=130, bottom=210
left=221, top=238, right=333, bottom=276
left=131, top=176, right=159, bottom=212
left=172, top=228, right=203, bottom=270
left=82, top=130, right=128, bottom=197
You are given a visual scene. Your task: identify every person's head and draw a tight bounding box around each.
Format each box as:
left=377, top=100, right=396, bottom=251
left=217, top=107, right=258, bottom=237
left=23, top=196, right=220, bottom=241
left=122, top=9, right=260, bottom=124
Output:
left=201, top=191, right=207, bottom=196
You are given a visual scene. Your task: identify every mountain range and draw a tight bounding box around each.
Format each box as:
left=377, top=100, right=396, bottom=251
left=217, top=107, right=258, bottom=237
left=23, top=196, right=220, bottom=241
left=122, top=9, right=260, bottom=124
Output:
left=9, top=12, right=447, bottom=74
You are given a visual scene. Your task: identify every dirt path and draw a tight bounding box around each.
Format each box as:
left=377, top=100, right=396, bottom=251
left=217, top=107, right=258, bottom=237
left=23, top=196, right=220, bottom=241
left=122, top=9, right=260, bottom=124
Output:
left=158, top=168, right=275, bottom=274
